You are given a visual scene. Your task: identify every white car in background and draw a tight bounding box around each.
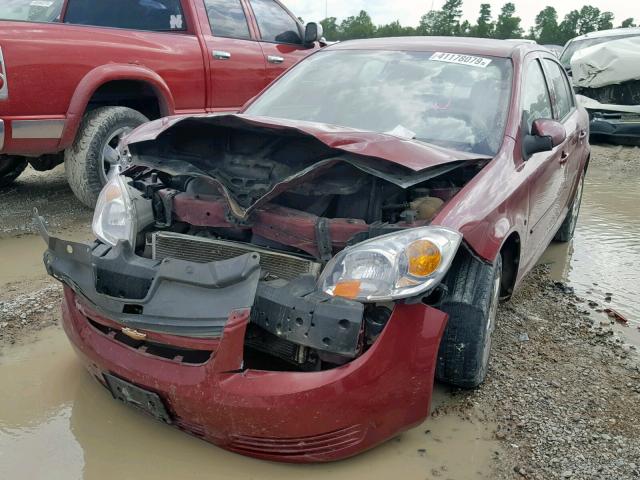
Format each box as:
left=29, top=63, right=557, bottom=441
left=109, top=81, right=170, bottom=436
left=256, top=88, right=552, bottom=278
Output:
left=560, top=27, right=640, bottom=74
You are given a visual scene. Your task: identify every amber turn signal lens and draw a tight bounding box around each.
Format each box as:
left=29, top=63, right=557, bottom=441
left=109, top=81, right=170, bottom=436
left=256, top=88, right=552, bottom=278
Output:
left=406, top=240, right=441, bottom=277
left=333, top=280, right=362, bottom=299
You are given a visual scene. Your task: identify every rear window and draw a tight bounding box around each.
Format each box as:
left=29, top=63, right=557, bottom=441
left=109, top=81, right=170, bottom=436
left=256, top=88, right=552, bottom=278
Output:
left=64, top=0, right=187, bottom=32
left=0, top=0, right=63, bottom=22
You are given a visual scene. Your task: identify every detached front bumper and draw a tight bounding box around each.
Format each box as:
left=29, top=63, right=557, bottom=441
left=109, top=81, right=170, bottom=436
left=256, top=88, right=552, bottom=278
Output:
left=40, top=222, right=448, bottom=462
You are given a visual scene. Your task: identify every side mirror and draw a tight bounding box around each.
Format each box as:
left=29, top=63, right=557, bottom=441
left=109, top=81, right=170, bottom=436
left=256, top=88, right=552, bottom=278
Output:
left=523, top=118, right=566, bottom=159
left=304, top=22, right=324, bottom=45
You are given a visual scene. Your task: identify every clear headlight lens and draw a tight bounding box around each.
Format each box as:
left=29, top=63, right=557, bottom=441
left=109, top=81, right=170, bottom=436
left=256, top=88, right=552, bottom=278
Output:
left=92, top=175, right=136, bottom=247
left=319, top=227, right=462, bottom=302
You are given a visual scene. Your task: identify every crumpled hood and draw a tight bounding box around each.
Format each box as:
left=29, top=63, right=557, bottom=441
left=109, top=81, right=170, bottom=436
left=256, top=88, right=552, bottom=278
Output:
left=124, top=114, right=488, bottom=172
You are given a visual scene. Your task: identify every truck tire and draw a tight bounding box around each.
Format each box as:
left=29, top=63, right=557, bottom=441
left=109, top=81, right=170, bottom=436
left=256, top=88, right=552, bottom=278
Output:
left=0, top=155, right=28, bottom=188
left=436, top=252, right=502, bottom=389
left=554, top=171, right=585, bottom=243
left=65, top=106, right=148, bottom=208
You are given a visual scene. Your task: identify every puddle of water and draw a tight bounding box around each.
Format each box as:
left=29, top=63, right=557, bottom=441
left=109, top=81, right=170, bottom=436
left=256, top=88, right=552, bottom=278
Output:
left=0, top=328, right=498, bottom=480
left=0, top=230, right=92, bottom=289
left=540, top=160, right=640, bottom=344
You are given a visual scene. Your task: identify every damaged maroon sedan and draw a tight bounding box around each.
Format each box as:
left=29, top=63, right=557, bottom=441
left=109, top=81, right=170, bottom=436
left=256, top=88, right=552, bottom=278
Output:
left=38, top=38, right=590, bottom=462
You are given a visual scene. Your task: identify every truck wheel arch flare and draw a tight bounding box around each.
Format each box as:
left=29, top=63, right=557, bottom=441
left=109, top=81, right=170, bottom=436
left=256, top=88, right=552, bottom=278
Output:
left=60, top=64, right=176, bottom=149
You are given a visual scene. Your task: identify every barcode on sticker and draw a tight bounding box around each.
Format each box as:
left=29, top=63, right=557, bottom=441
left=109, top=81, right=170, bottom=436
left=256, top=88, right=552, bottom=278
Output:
left=430, top=52, right=492, bottom=68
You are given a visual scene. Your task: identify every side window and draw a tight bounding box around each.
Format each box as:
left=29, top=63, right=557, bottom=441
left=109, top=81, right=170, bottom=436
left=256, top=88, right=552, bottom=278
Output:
left=249, top=0, right=302, bottom=44
left=544, top=59, right=573, bottom=120
left=204, top=0, right=251, bottom=40
left=522, top=60, right=553, bottom=134
left=65, top=0, right=186, bottom=32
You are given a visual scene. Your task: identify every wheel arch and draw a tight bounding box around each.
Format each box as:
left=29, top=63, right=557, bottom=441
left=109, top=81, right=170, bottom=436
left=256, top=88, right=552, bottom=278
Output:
left=59, top=64, right=176, bottom=149
left=498, top=230, right=521, bottom=299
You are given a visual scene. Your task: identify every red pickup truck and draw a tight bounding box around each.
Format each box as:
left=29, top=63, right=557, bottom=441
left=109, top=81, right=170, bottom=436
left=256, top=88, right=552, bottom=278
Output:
left=0, top=0, right=322, bottom=206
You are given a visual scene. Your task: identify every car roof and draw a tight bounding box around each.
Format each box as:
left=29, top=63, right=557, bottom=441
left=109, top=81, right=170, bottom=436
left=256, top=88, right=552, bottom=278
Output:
left=567, top=27, right=640, bottom=43
left=326, top=36, right=541, bottom=59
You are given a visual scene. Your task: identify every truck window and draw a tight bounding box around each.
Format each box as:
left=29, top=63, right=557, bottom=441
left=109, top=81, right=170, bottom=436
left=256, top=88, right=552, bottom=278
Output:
left=249, top=0, right=301, bottom=44
left=0, top=0, right=64, bottom=22
left=204, top=0, right=250, bottom=40
left=64, top=0, right=187, bottom=32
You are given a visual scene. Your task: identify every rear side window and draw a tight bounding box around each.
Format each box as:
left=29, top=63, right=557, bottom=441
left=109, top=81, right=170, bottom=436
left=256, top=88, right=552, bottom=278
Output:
left=522, top=60, right=552, bottom=133
left=0, top=0, right=64, bottom=22
left=204, top=0, right=250, bottom=39
left=249, top=0, right=301, bottom=44
left=544, top=59, right=574, bottom=120
left=65, top=0, right=186, bottom=32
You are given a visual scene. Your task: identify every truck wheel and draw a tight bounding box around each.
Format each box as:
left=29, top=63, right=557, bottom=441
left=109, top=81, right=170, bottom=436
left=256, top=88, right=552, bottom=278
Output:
left=554, top=171, right=585, bottom=243
left=65, top=106, right=148, bottom=208
left=436, top=253, right=502, bottom=389
left=0, top=155, right=28, bottom=188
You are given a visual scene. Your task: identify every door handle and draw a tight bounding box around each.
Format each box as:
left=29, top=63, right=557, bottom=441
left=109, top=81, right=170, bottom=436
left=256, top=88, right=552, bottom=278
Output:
left=559, top=151, right=569, bottom=164
left=578, top=129, right=587, bottom=139
left=213, top=50, right=231, bottom=60
left=267, top=55, right=284, bottom=64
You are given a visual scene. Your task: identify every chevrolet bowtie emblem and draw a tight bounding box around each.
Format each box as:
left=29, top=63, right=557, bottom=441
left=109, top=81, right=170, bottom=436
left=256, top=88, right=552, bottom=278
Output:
left=121, top=327, right=147, bottom=341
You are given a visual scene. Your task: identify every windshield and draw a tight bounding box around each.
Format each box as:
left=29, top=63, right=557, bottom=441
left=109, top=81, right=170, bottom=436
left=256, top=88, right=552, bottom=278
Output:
left=0, top=0, right=63, bottom=22
left=246, top=50, right=513, bottom=156
left=560, top=33, right=640, bottom=68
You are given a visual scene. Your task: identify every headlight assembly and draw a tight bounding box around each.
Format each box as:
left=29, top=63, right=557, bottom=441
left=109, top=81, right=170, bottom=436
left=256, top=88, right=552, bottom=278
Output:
left=92, top=175, right=136, bottom=247
left=318, top=227, right=462, bottom=302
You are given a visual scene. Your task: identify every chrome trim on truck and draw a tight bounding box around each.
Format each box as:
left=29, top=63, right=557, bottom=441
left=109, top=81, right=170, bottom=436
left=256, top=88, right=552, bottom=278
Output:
left=12, top=119, right=65, bottom=139
left=0, top=119, right=4, bottom=150
left=0, top=47, right=7, bottom=101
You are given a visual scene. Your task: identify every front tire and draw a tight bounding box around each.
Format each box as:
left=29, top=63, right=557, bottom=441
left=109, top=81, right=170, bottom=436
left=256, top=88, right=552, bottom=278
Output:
left=65, top=106, right=148, bottom=208
left=554, top=171, right=585, bottom=243
left=436, top=253, right=502, bottom=389
left=0, top=155, right=28, bottom=187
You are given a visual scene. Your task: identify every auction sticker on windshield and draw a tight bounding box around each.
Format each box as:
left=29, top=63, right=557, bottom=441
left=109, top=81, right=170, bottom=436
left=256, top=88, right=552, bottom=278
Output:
left=430, top=52, right=492, bottom=68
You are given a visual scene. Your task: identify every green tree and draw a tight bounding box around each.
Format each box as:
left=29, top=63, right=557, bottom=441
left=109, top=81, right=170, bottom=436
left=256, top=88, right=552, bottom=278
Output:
left=494, top=3, right=523, bottom=39
left=416, top=0, right=463, bottom=36
left=597, top=11, right=614, bottom=30
left=469, top=3, right=494, bottom=38
left=620, top=17, right=636, bottom=28
left=438, top=0, right=463, bottom=35
left=532, top=6, right=561, bottom=44
left=417, top=10, right=440, bottom=35
left=319, top=17, right=340, bottom=41
left=559, top=9, right=580, bottom=44
left=376, top=20, right=415, bottom=37
left=456, top=20, right=471, bottom=36
left=339, top=10, right=376, bottom=39
left=576, top=6, right=601, bottom=35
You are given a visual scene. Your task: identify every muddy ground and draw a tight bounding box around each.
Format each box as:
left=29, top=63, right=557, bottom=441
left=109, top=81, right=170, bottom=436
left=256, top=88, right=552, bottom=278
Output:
left=1, top=148, right=639, bottom=479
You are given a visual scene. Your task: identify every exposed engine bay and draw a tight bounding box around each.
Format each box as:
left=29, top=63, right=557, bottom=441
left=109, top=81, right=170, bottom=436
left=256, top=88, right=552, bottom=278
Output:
left=95, top=116, right=489, bottom=372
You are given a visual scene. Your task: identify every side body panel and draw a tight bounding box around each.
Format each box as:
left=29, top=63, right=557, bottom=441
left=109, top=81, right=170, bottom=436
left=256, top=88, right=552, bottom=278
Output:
left=0, top=0, right=207, bottom=155
left=434, top=48, right=590, bottom=290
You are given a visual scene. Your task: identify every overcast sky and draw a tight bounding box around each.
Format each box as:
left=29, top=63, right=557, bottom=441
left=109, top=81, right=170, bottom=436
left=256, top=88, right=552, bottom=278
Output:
left=286, top=0, right=637, bottom=31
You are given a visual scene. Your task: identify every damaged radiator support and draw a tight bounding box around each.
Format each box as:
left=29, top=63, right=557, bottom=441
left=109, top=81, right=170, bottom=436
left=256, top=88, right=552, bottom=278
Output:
left=152, top=232, right=321, bottom=281
left=151, top=232, right=364, bottom=356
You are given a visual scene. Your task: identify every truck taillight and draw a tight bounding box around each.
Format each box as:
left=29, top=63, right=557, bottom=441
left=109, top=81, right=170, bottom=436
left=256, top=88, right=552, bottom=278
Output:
left=0, top=46, right=8, bottom=101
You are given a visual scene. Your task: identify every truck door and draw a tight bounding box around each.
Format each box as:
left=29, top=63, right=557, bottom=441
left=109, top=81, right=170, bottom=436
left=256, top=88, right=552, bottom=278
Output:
left=201, top=0, right=266, bottom=110
left=245, top=0, right=313, bottom=85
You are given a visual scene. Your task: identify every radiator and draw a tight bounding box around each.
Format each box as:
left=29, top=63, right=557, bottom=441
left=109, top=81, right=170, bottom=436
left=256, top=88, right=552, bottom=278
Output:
left=151, top=232, right=320, bottom=281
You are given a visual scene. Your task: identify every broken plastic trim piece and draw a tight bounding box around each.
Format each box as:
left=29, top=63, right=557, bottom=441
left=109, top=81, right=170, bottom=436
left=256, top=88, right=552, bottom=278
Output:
left=34, top=213, right=262, bottom=338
